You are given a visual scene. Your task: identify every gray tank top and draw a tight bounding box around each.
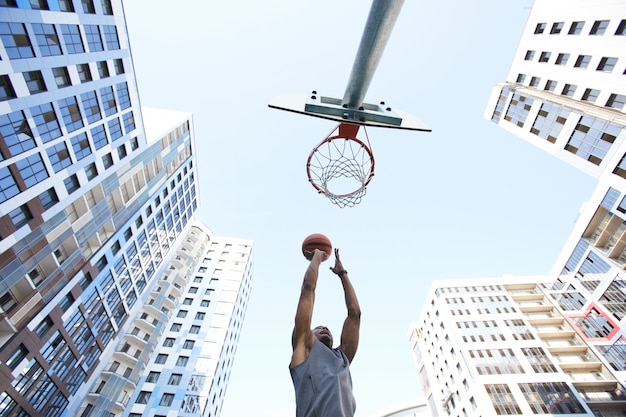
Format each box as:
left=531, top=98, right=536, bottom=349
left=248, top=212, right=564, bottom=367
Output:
left=290, top=338, right=356, bottom=417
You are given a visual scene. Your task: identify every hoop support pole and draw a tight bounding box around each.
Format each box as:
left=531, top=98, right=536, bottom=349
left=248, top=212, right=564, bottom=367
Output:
left=341, top=0, right=405, bottom=109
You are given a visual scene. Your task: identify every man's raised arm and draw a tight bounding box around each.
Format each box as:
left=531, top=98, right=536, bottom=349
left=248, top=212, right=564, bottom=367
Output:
left=332, top=249, right=361, bottom=363
left=290, top=249, right=326, bottom=367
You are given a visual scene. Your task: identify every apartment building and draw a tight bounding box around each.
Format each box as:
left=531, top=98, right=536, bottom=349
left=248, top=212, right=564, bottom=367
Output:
left=0, top=1, right=253, bottom=416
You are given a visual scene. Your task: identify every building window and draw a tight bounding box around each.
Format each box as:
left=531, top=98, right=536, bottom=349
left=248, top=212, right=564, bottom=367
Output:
left=200, top=299, right=210, bottom=307
left=539, top=51, right=551, bottom=62
left=616, top=19, right=626, bottom=35
left=485, top=384, right=521, bottom=415
left=154, top=354, right=168, bottom=364
left=0, top=75, right=16, bottom=102
left=0, top=110, right=35, bottom=157
left=170, top=323, right=182, bottom=332
left=58, top=292, right=73, bottom=310
left=177, top=310, right=188, bottom=318
left=183, top=297, right=193, bottom=305
left=108, top=117, right=123, bottom=141
left=102, top=152, right=114, bottom=168
left=146, top=371, right=160, bottom=383
left=114, top=58, right=125, bottom=74
left=5, top=344, right=28, bottom=370
left=123, top=111, right=135, bottom=133
left=596, top=57, right=618, bottom=72
left=606, top=93, right=626, bottom=110
left=84, top=24, right=102, bottom=51
left=117, top=82, right=131, bottom=109
left=550, top=22, right=563, bottom=34
left=189, top=325, right=200, bottom=334
left=529, top=76, right=541, bottom=87
left=524, top=50, right=535, bottom=61
left=16, top=153, right=48, bottom=187
left=163, top=338, right=175, bottom=347
left=97, top=60, right=109, bottom=78
left=515, top=73, right=526, bottom=84
left=568, top=21, right=584, bottom=35
left=38, top=188, right=59, bottom=209
left=77, top=63, right=92, bottom=83
left=555, top=52, right=569, bottom=65
left=534, top=22, right=546, bottom=34
left=0, top=22, right=35, bottom=59
left=175, top=356, right=189, bottom=366
left=168, top=373, right=182, bottom=385
left=598, top=341, right=626, bottom=371
left=47, top=141, right=72, bottom=172
left=30, top=0, right=50, bottom=10
left=60, top=24, right=84, bottom=54
left=91, top=124, right=108, bottom=150
left=581, top=88, right=600, bottom=103
left=0, top=291, right=17, bottom=314
left=30, top=103, right=61, bottom=143
left=0, top=167, right=19, bottom=203
left=565, top=116, right=621, bottom=165
left=85, top=162, right=98, bottom=180
left=159, top=393, right=174, bottom=406
left=135, top=391, right=151, bottom=404
left=101, top=0, right=113, bottom=14
left=530, top=103, right=569, bottom=144
left=561, top=83, right=576, bottom=97
left=58, top=0, right=74, bottom=11
left=504, top=92, right=533, bottom=128
left=24, top=70, right=47, bottom=94
left=469, top=349, right=524, bottom=375
left=590, top=19, right=609, bottom=35
left=9, top=204, right=32, bottom=229
left=52, top=67, right=71, bottom=88
left=522, top=347, right=558, bottom=372
left=58, top=96, right=83, bottom=132
left=32, top=23, right=61, bottom=56
left=81, top=0, right=95, bottom=14
left=519, top=382, right=584, bottom=413
left=100, top=86, right=117, bottom=116
left=34, top=316, right=53, bottom=337
left=81, top=91, right=101, bottom=123
left=574, top=54, right=591, bottom=69
left=183, top=340, right=194, bottom=349
left=103, top=25, right=119, bottom=49
left=64, top=174, right=80, bottom=193
left=70, top=132, right=92, bottom=160
left=195, top=312, right=205, bottom=320
left=117, top=144, right=127, bottom=159
left=544, top=79, right=557, bottom=92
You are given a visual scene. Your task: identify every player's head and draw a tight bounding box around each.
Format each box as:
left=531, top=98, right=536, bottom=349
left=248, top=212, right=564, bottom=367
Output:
left=313, top=325, right=333, bottom=348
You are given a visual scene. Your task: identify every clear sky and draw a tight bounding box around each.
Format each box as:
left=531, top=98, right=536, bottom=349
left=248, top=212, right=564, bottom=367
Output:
left=123, top=1, right=597, bottom=415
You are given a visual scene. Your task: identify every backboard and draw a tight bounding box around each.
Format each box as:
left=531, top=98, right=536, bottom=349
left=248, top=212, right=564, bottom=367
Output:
left=269, top=93, right=431, bottom=132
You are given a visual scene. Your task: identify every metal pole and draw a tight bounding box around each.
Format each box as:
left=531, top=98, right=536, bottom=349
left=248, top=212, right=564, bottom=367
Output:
left=341, top=0, right=405, bottom=109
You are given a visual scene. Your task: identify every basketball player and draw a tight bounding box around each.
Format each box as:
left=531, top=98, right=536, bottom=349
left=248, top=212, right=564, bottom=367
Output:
left=290, top=248, right=361, bottom=417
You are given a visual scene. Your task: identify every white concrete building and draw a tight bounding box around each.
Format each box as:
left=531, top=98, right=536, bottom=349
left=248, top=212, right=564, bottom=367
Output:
left=410, top=276, right=626, bottom=416
left=408, top=0, right=626, bottom=416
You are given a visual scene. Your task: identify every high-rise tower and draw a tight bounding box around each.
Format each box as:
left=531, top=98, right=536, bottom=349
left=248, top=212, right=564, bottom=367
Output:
left=409, top=0, right=626, bottom=415
left=0, top=2, right=253, bottom=416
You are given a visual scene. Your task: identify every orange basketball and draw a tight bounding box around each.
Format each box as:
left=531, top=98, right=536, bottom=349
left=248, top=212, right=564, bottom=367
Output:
left=302, top=233, right=332, bottom=260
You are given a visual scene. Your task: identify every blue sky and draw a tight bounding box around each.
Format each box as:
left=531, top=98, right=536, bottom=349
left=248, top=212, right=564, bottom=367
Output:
left=123, top=1, right=597, bottom=415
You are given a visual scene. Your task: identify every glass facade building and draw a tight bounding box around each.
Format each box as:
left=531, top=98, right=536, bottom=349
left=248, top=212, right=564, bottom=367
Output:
left=410, top=0, right=626, bottom=416
left=0, top=1, right=254, bottom=416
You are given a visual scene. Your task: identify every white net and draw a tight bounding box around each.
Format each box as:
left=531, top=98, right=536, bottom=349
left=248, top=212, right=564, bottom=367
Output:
left=307, top=126, right=375, bottom=208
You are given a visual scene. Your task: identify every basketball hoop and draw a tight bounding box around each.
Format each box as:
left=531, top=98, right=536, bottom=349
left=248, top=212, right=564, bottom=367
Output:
left=306, top=123, right=375, bottom=208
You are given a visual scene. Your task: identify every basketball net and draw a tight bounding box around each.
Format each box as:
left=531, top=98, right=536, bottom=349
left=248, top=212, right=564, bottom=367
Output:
left=306, top=123, right=375, bottom=208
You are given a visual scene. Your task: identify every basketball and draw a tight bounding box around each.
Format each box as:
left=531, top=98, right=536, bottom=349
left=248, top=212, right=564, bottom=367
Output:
left=302, top=233, right=332, bottom=260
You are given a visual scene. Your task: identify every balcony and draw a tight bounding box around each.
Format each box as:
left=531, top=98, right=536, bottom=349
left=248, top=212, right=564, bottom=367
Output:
left=567, top=369, right=619, bottom=390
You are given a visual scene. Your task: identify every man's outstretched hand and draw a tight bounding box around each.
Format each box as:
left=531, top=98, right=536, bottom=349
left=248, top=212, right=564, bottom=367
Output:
left=330, top=248, right=345, bottom=276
